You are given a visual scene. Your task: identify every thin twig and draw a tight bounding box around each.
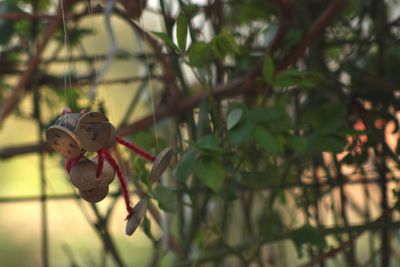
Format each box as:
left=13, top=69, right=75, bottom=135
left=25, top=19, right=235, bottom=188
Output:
left=0, top=0, right=73, bottom=125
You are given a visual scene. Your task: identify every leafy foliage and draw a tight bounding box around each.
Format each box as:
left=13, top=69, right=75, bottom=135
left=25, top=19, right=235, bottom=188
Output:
left=1, top=0, right=400, bottom=266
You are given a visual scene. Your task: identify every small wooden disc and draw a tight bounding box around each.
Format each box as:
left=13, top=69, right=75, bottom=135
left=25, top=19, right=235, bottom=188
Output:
left=74, top=122, right=113, bottom=152
left=70, top=160, right=100, bottom=191
left=79, top=112, right=109, bottom=123
left=149, top=147, right=173, bottom=182
left=105, top=124, right=117, bottom=148
left=46, top=125, right=81, bottom=158
left=91, top=157, right=116, bottom=184
left=126, top=199, right=147, bottom=236
left=79, top=184, right=109, bottom=203
left=54, top=113, right=80, bottom=131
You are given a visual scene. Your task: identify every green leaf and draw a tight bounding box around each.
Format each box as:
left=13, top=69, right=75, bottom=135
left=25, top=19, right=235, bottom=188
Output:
left=141, top=216, right=153, bottom=240
left=152, top=31, right=181, bottom=52
left=182, top=4, right=200, bottom=18
left=174, top=149, right=197, bottom=182
left=188, top=41, right=211, bottom=67
left=193, top=135, right=222, bottom=153
left=289, top=224, right=327, bottom=257
left=262, top=54, right=274, bottom=83
left=194, top=156, right=226, bottom=192
left=261, top=211, right=284, bottom=242
left=286, top=135, right=308, bottom=154
left=152, top=185, right=177, bottom=212
left=239, top=169, right=279, bottom=188
left=253, top=126, right=284, bottom=154
left=176, top=12, right=188, bottom=52
left=306, top=103, right=346, bottom=134
left=228, top=121, right=252, bottom=144
left=210, top=31, right=239, bottom=59
left=248, top=107, right=287, bottom=123
left=227, top=108, right=243, bottom=130
left=273, top=69, right=320, bottom=88
left=308, top=133, right=347, bottom=153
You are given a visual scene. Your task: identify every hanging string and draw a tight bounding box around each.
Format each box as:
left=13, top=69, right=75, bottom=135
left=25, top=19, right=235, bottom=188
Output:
left=85, top=0, right=100, bottom=108
left=139, top=0, right=160, bottom=152
left=88, top=0, right=117, bottom=102
left=60, top=0, right=73, bottom=127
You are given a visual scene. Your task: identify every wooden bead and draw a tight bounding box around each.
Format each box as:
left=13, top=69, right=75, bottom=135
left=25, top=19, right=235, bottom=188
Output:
left=125, top=199, right=147, bottom=236
left=74, top=112, right=113, bottom=152
left=79, top=184, right=109, bottom=203
left=149, top=147, right=173, bottom=182
left=46, top=125, right=81, bottom=158
left=69, top=160, right=100, bottom=191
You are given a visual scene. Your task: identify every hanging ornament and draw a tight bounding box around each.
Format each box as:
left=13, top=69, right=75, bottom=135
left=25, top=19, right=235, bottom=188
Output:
left=46, top=108, right=173, bottom=235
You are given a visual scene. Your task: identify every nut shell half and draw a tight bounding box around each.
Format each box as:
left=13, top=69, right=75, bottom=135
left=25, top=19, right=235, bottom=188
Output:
left=46, top=125, right=81, bottom=158
left=149, top=147, right=173, bottom=182
left=74, top=122, right=113, bottom=152
left=125, top=199, right=148, bottom=236
left=79, top=184, right=109, bottom=203
left=70, top=160, right=100, bottom=191
left=78, top=111, right=109, bottom=123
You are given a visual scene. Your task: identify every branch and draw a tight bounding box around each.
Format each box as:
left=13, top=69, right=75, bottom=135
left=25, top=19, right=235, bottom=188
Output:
left=0, top=0, right=73, bottom=126
left=298, top=206, right=395, bottom=267
left=0, top=12, right=63, bottom=20
left=278, top=0, right=348, bottom=69
left=269, top=0, right=295, bottom=53
left=0, top=76, right=246, bottom=159
left=0, top=0, right=296, bottom=158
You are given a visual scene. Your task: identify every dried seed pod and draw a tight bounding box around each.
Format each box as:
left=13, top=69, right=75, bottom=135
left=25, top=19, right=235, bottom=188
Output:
left=149, top=147, right=173, bottom=182
left=79, top=184, right=109, bottom=203
left=126, top=198, right=148, bottom=236
left=46, top=125, right=81, bottom=158
left=91, top=157, right=116, bottom=184
left=69, top=159, right=100, bottom=191
left=74, top=112, right=113, bottom=152
left=54, top=112, right=80, bottom=131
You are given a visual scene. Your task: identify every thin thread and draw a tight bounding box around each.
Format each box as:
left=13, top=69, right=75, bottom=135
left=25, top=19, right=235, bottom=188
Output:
left=60, top=0, right=72, bottom=123
left=139, top=0, right=160, bottom=151
left=88, top=0, right=117, bottom=102
left=85, top=0, right=100, bottom=107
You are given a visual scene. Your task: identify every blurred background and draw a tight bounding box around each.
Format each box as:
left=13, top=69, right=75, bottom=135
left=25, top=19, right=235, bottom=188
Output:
left=1, top=0, right=400, bottom=267
left=0, top=0, right=167, bottom=266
